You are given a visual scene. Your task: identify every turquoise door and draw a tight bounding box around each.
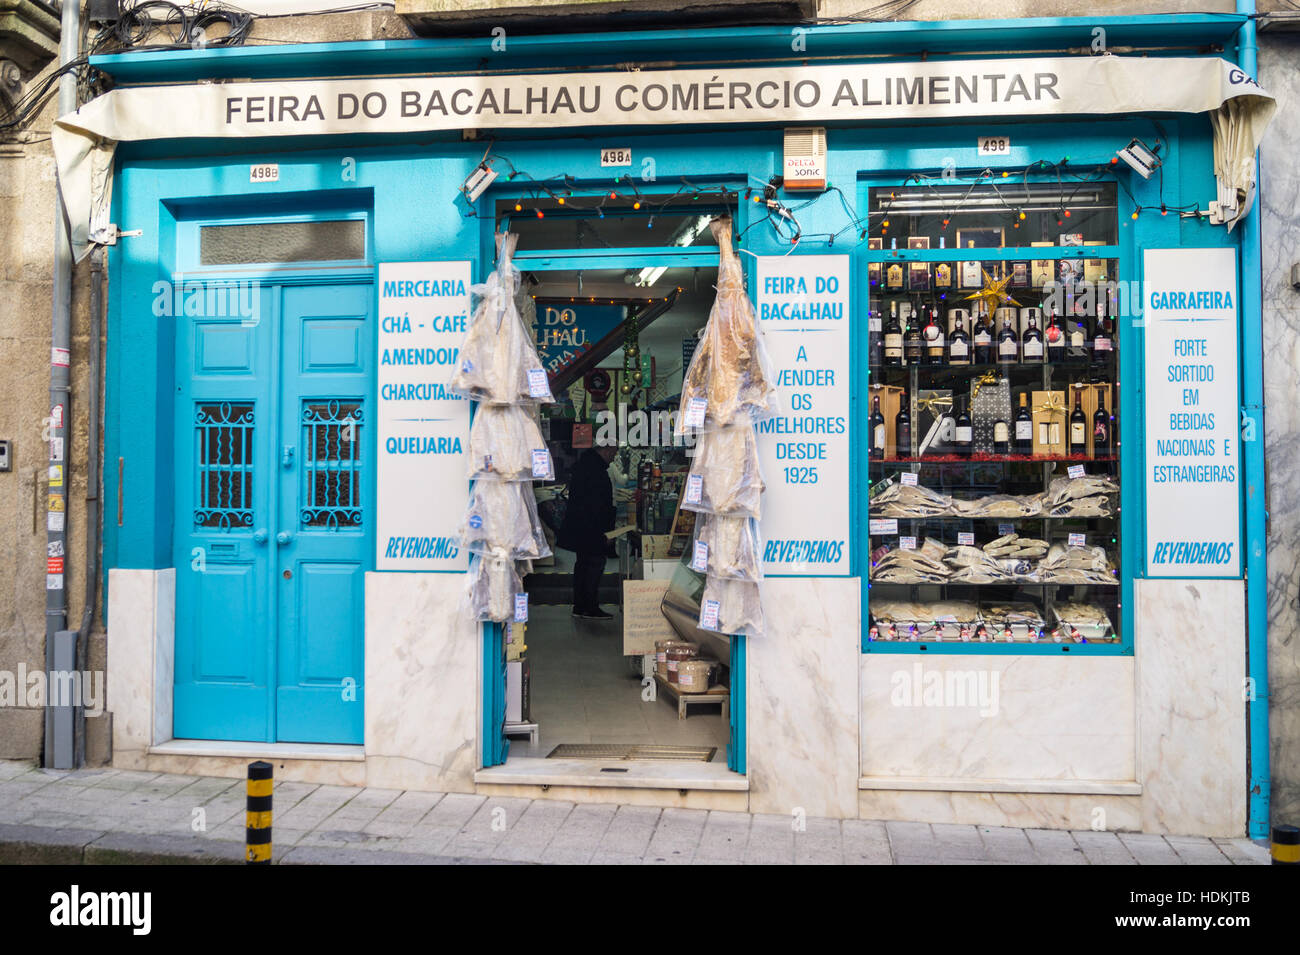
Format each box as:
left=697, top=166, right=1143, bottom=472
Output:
left=174, top=282, right=373, bottom=743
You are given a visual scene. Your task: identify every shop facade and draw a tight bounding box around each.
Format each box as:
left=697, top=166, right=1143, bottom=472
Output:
left=64, top=14, right=1274, bottom=836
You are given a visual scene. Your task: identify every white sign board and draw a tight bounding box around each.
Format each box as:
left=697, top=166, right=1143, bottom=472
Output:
left=755, top=254, right=851, bottom=575
left=1143, top=248, right=1241, bottom=577
left=376, top=262, right=471, bottom=571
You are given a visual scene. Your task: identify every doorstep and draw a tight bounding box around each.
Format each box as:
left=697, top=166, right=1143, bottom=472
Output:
left=475, top=756, right=748, bottom=791
left=148, top=739, right=366, bottom=761
left=858, top=775, right=1141, bottom=795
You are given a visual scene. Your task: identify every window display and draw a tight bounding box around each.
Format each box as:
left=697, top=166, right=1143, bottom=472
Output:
left=865, top=181, right=1121, bottom=648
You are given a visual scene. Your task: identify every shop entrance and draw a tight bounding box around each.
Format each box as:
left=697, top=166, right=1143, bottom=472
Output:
left=172, top=281, right=373, bottom=744
left=482, top=191, right=746, bottom=772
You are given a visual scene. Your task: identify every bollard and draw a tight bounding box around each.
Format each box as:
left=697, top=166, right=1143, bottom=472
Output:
left=1272, top=824, right=1298, bottom=866
left=245, top=760, right=273, bottom=865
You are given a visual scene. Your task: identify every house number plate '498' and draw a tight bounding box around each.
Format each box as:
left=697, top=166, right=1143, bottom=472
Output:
left=600, top=148, right=632, bottom=167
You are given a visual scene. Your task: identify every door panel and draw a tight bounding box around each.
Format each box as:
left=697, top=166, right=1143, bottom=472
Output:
left=274, top=284, right=372, bottom=744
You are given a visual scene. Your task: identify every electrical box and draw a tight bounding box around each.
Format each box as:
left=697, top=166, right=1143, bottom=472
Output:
left=783, top=126, right=827, bottom=191
left=0, top=439, right=10, bottom=471
left=87, top=0, right=121, bottom=24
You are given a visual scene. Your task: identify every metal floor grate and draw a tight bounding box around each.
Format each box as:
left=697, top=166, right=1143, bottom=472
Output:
left=546, top=743, right=717, bottom=762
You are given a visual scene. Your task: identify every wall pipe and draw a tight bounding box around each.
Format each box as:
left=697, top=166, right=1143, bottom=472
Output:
left=75, top=248, right=103, bottom=769
left=44, top=0, right=80, bottom=770
left=1236, top=0, right=1270, bottom=840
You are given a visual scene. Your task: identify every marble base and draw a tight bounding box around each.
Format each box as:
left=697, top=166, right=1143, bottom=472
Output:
left=475, top=783, right=750, bottom=812
left=859, top=790, right=1142, bottom=831
left=106, top=568, right=175, bottom=762
left=475, top=756, right=747, bottom=790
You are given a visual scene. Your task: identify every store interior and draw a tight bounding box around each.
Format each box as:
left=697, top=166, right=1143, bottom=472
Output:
left=498, top=195, right=737, bottom=762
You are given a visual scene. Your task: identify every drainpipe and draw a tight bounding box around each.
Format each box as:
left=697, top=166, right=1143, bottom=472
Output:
left=1236, top=0, right=1270, bottom=840
left=75, top=248, right=104, bottom=769
left=45, top=0, right=80, bottom=770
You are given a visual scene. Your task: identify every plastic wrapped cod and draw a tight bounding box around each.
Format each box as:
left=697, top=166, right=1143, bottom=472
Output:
left=693, top=513, right=763, bottom=582
left=700, top=576, right=764, bottom=637
left=448, top=232, right=554, bottom=405
left=458, top=480, right=552, bottom=560
left=676, top=217, right=778, bottom=434
left=681, top=423, right=764, bottom=518
left=463, top=554, right=525, bottom=622
left=467, top=404, right=554, bottom=481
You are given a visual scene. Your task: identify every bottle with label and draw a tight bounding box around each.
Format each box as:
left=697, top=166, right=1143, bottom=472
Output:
left=997, top=311, right=1019, bottom=364
left=870, top=395, right=885, bottom=460
left=1021, top=309, right=1044, bottom=363
left=1015, top=392, right=1034, bottom=456
left=869, top=306, right=883, bottom=367
left=1045, top=305, right=1066, bottom=363
left=883, top=302, right=904, bottom=367
left=896, top=390, right=912, bottom=458
left=934, top=236, right=953, bottom=290
left=1092, top=299, right=1115, bottom=368
left=1069, top=388, right=1087, bottom=456
left=903, top=307, right=924, bottom=366
left=1093, top=388, right=1111, bottom=458
left=948, top=310, right=971, bottom=365
left=923, top=307, right=945, bottom=366
left=993, top=417, right=1010, bottom=456
left=972, top=306, right=994, bottom=364
left=954, top=398, right=973, bottom=457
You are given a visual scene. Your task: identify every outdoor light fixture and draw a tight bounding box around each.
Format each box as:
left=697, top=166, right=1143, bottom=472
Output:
left=460, top=162, right=498, bottom=202
left=633, top=214, right=712, bottom=288
left=1115, top=138, right=1162, bottom=179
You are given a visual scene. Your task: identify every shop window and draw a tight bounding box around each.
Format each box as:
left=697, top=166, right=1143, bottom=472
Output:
left=194, top=401, right=255, bottom=530
left=300, top=400, right=363, bottom=529
left=865, top=181, right=1121, bottom=648
left=198, top=219, right=366, bottom=266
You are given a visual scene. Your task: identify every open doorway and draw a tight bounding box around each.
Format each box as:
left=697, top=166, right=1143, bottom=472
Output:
left=493, top=192, right=740, bottom=767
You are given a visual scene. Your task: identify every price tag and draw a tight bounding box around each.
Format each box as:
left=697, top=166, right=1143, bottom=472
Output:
left=901, top=471, right=918, bottom=486
left=977, top=135, right=1011, bottom=155
left=249, top=163, right=280, bottom=183
left=684, top=473, right=703, bottom=504
left=899, top=536, right=917, bottom=551
left=998, top=522, right=1014, bottom=536
left=691, top=540, right=709, bottom=572
left=1068, top=532, right=1086, bottom=547
left=685, top=397, right=707, bottom=428
left=957, top=532, right=975, bottom=546
left=699, top=598, right=720, bottom=631
left=869, top=518, right=898, bottom=536
left=530, top=449, right=552, bottom=479
left=600, top=146, right=632, bottom=167
left=1068, top=464, right=1086, bottom=479
left=513, top=592, right=529, bottom=623
left=527, top=368, right=549, bottom=397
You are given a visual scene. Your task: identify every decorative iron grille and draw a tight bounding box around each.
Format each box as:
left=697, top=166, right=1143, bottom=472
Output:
left=301, top=400, right=363, bottom=529
left=194, top=402, right=255, bottom=529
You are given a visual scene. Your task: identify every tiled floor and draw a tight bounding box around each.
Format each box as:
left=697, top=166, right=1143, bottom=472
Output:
left=509, top=604, right=730, bottom=761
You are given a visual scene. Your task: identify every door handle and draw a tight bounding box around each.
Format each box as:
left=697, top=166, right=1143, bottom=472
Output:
left=282, top=445, right=295, bottom=469
left=253, top=529, right=268, bottom=545
left=276, top=531, right=293, bottom=545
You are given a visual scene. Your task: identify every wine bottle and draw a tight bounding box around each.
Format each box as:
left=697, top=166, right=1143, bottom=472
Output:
left=924, top=307, right=946, bottom=366
left=993, top=417, right=1010, bottom=456
left=1021, top=308, right=1044, bottom=363
left=1045, top=305, right=1065, bottom=363
left=896, top=391, right=912, bottom=458
left=997, top=311, right=1019, bottom=364
left=948, top=310, right=971, bottom=365
left=1069, top=311, right=1090, bottom=360
left=883, top=302, right=904, bottom=367
left=903, top=306, right=924, bottom=366
left=972, top=306, right=994, bottom=364
left=869, top=306, right=883, bottom=367
left=1092, top=388, right=1111, bottom=458
left=954, top=398, right=973, bottom=457
left=1092, top=299, right=1114, bottom=368
left=1069, top=388, right=1087, bottom=456
left=1015, top=392, right=1034, bottom=457
left=870, top=396, right=885, bottom=460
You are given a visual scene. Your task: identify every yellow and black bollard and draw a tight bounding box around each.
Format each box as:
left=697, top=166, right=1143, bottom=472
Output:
left=1272, top=824, right=1298, bottom=866
left=245, top=760, right=273, bottom=865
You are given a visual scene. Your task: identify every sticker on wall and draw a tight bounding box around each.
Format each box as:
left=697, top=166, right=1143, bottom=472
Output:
left=47, top=557, right=63, bottom=574
left=46, top=574, right=63, bottom=591
left=47, top=512, right=64, bottom=532
left=48, top=465, right=63, bottom=488
left=47, top=495, right=64, bottom=512
left=50, top=348, right=69, bottom=368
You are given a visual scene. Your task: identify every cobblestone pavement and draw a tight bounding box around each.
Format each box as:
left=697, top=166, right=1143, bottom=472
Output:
left=0, top=761, right=1271, bottom=865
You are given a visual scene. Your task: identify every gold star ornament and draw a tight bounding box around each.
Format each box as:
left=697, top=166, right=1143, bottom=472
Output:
left=964, top=268, right=1021, bottom=314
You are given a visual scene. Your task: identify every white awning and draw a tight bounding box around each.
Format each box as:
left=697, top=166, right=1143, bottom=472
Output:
left=53, top=54, right=1275, bottom=257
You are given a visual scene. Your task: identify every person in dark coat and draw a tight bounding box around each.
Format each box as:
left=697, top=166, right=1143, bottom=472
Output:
left=558, top=444, right=618, bottom=619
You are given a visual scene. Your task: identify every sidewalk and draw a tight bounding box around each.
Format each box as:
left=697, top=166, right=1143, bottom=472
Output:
left=0, top=760, right=1271, bottom=865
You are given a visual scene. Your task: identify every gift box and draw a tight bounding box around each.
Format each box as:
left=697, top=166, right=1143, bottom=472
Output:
left=869, top=384, right=906, bottom=459
left=915, top=389, right=956, bottom=456
left=1076, top=381, right=1114, bottom=458
left=868, top=237, right=882, bottom=289
left=1032, top=390, right=1067, bottom=457
left=970, top=373, right=1011, bottom=455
